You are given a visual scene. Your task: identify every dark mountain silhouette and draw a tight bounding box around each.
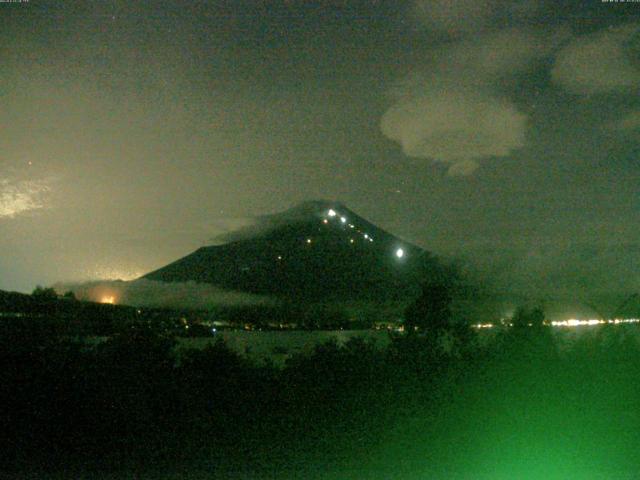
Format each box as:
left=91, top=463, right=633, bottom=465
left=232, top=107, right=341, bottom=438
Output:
left=143, top=201, right=438, bottom=301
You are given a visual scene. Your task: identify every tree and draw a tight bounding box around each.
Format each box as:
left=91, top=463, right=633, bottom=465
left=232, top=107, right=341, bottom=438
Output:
left=62, top=291, right=77, bottom=301
left=32, top=285, right=58, bottom=300
left=512, top=305, right=546, bottom=329
left=404, top=282, right=452, bottom=333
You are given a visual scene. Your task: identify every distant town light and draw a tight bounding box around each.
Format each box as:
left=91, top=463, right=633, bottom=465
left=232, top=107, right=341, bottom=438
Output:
left=472, top=323, right=494, bottom=329
left=100, top=295, right=115, bottom=304
left=395, top=248, right=404, bottom=259
left=327, top=209, right=337, bottom=217
left=551, top=318, right=640, bottom=327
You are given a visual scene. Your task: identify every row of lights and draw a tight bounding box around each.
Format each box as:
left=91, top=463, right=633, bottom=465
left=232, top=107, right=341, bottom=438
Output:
left=471, top=318, right=640, bottom=329
left=273, top=208, right=405, bottom=262
left=551, top=318, right=640, bottom=327
left=326, top=208, right=405, bottom=259
left=328, top=209, right=372, bottom=242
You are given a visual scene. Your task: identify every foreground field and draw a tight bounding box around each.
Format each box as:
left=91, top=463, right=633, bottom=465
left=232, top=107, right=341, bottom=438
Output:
left=2, top=323, right=640, bottom=479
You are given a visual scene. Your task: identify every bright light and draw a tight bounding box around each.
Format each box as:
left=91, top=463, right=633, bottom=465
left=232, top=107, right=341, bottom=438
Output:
left=349, top=238, right=354, bottom=244
left=327, top=209, right=336, bottom=217
left=340, top=216, right=347, bottom=223
left=100, top=295, right=115, bottom=304
left=395, top=248, right=404, bottom=258
left=322, top=219, right=328, bottom=224
left=469, top=318, right=640, bottom=330
left=550, top=318, right=640, bottom=327
left=364, top=234, right=369, bottom=239
left=306, top=238, right=312, bottom=244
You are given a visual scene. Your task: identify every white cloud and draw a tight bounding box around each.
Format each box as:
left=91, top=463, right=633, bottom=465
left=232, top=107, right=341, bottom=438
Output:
left=552, top=24, right=640, bottom=95
left=0, top=178, right=51, bottom=218
left=381, top=91, right=527, bottom=175
left=380, top=29, right=558, bottom=175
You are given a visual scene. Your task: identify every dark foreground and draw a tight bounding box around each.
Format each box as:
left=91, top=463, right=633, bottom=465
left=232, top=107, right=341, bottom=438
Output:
left=2, top=322, right=640, bottom=479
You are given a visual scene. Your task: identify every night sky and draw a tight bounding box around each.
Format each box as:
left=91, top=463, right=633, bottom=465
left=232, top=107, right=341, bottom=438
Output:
left=2, top=1, right=640, bottom=296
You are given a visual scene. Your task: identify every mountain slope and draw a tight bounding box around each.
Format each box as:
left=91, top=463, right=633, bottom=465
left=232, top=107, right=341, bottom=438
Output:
left=143, top=201, right=435, bottom=300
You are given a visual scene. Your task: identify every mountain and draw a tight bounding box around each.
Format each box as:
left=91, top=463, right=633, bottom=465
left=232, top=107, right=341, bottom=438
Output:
left=143, top=201, right=436, bottom=301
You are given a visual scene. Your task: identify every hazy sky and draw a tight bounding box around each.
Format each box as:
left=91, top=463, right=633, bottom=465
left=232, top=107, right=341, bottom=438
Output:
left=2, top=0, right=640, bottom=294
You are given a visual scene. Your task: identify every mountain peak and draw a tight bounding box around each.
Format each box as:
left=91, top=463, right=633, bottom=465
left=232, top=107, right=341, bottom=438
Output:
left=143, top=201, right=430, bottom=300
left=215, top=200, right=347, bottom=244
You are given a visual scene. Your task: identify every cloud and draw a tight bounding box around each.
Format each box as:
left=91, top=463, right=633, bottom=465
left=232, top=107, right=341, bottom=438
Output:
left=0, top=177, right=51, bottom=218
left=381, top=91, right=527, bottom=175
left=552, top=24, right=640, bottom=95
left=412, top=0, right=540, bottom=37
left=55, top=279, right=274, bottom=310
left=455, top=242, right=640, bottom=300
left=207, top=216, right=260, bottom=244
left=213, top=200, right=334, bottom=243
left=412, top=0, right=498, bottom=35
left=381, top=29, right=558, bottom=175
left=442, top=28, right=566, bottom=80
left=447, top=159, right=481, bottom=176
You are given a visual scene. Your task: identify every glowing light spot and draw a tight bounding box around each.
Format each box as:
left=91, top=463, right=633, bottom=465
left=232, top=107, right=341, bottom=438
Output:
left=364, top=234, right=369, bottom=239
left=327, top=209, right=336, bottom=217
left=100, top=295, right=116, bottom=304
left=395, top=248, right=404, bottom=258
left=306, top=238, right=312, bottom=244
left=550, top=318, right=640, bottom=327
left=340, top=216, right=347, bottom=223
left=349, top=224, right=355, bottom=229
left=277, top=255, right=282, bottom=260
left=322, top=219, right=328, bottom=224
left=349, top=238, right=354, bottom=244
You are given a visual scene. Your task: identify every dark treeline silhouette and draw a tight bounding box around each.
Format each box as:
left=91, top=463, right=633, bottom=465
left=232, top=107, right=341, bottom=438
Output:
left=0, top=288, right=368, bottom=334
left=3, top=309, right=640, bottom=479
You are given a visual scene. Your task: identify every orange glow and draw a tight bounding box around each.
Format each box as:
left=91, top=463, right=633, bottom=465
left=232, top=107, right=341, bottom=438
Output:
left=100, top=295, right=116, bottom=304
